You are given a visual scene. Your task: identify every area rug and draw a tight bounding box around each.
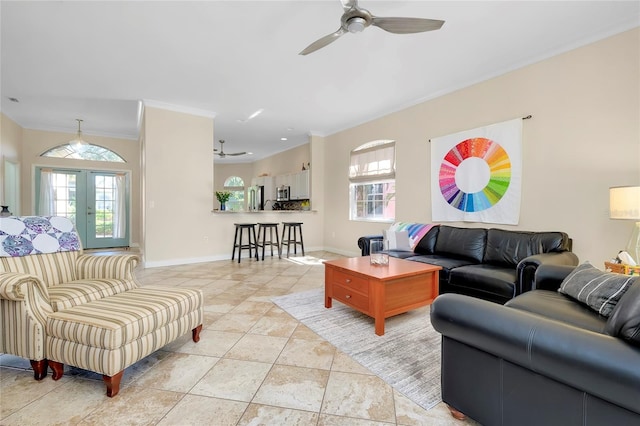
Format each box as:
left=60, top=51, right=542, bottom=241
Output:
left=272, top=289, right=442, bottom=410
left=283, top=255, right=326, bottom=266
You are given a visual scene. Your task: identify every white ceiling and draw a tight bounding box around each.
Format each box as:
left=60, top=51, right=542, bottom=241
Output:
left=2, top=1, right=638, bottom=163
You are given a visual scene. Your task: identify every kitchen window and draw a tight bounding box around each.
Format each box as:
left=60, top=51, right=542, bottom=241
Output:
left=224, top=176, right=245, bottom=211
left=349, top=140, right=396, bottom=221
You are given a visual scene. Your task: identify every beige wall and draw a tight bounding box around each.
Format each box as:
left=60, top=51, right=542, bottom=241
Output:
left=15, top=126, right=141, bottom=246
left=323, top=28, right=640, bottom=263
left=142, top=107, right=323, bottom=266
left=0, top=113, right=23, bottom=214
left=309, top=134, right=325, bottom=228
left=142, top=106, right=214, bottom=263
left=252, top=143, right=310, bottom=177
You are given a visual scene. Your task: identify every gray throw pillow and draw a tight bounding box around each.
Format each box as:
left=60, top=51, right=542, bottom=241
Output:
left=558, top=262, right=637, bottom=317
left=605, top=280, right=640, bottom=347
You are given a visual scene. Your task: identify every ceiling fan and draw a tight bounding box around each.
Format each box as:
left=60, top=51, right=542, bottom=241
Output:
left=299, top=0, right=444, bottom=55
left=214, top=140, right=247, bottom=158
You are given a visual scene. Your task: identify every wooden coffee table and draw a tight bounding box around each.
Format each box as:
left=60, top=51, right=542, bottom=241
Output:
left=324, top=256, right=441, bottom=336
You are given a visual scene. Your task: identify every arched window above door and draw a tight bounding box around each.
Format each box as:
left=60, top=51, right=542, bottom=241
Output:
left=41, top=144, right=125, bottom=162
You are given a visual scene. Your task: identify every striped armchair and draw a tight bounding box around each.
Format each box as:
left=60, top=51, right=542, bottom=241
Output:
left=0, top=216, right=203, bottom=396
left=0, top=216, right=140, bottom=375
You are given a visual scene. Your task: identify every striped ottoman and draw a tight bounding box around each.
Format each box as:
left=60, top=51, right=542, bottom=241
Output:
left=45, top=285, right=204, bottom=397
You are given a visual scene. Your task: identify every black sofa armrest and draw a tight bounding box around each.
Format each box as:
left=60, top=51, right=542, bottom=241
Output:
left=431, top=293, right=640, bottom=415
left=516, top=252, right=579, bottom=294
left=357, top=235, right=383, bottom=256
left=533, top=264, right=576, bottom=291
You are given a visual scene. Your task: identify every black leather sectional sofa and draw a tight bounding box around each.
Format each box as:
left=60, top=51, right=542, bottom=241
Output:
left=430, top=265, right=640, bottom=425
left=358, top=225, right=578, bottom=303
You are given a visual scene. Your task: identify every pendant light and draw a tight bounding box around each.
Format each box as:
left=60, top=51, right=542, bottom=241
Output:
left=69, top=119, right=87, bottom=151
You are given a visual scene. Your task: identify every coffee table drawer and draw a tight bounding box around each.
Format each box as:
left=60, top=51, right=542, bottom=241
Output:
left=333, top=284, right=369, bottom=311
left=331, top=270, right=368, bottom=294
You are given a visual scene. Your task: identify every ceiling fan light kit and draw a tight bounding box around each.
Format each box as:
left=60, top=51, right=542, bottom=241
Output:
left=299, top=0, right=445, bottom=55
left=347, top=17, right=366, bottom=33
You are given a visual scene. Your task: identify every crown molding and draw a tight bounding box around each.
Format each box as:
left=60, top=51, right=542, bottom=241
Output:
left=142, top=99, right=217, bottom=119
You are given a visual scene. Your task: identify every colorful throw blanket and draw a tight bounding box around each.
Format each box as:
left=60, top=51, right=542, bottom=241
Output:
left=0, top=216, right=81, bottom=257
left=388, top=222, right=435, bottom=250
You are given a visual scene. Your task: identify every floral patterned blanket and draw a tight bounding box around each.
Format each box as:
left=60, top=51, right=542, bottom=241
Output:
left=0, top=216, right=81, bottom=257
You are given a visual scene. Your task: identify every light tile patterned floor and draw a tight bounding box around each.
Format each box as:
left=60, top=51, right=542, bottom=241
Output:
left=0, top=251, right=479, bottom=425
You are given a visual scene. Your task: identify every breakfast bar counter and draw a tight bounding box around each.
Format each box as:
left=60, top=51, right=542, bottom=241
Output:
left=212, top=210, right=317, bottom=214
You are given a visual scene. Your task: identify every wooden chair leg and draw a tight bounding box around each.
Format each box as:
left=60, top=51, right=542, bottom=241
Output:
left=447, top=405, right=467, bottom=420
left=192, top=324, right=203, bottom=342
left=49, top=360, right=65, bottom=380
left=30, top=359, right=48, bottom=380
left=103, top=371, right=124, bottom=397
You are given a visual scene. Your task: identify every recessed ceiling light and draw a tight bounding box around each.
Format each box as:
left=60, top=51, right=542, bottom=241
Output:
left=281, top=137, right=288, bottom=141
left=287, top=127, right=294, bottom=131
left=237, top=109, right=264, bottom=123
left=247, top=109, right=264, bottom=120
left=247, top=152, right=253, bottom=155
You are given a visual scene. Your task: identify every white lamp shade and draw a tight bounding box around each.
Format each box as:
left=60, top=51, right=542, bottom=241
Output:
left=609, top=186, right=640, bottom=220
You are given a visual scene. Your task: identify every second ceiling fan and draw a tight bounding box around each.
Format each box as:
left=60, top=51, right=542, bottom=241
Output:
left=214, top=140, right=247, bottom=158
left=300, top=0, right=445, bottom=55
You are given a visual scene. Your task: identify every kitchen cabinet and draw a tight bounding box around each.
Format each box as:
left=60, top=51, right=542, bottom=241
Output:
left=290, top=170, right=310, bottom=200
left=300, top=170, right=309, bottom=199
left=275, top=174, right=291, bottom=189
left=273, top=170, right=309, bottom=200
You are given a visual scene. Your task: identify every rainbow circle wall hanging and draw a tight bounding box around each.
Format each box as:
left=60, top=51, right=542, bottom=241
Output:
left=438, top=137, right=511, bottom=212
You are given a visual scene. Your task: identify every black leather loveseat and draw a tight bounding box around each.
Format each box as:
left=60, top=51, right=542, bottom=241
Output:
left=358, top=225, right=578, bottom=303
left=430, top=264, right=640, bottom=425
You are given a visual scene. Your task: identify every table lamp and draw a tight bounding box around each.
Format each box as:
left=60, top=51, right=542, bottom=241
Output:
left=609, top=185, right=640, bottom=264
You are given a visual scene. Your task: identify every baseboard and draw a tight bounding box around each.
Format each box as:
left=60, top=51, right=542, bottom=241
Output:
left=143, top=254, right=229, bottom=268
left=321, top=246, right=360, bottom=257
left=142, top=246, right=359, bottom=269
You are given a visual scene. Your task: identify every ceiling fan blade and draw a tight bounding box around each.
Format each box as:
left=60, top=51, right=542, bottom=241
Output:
left=372, top=17, right=444, bottom=34
left=299, top=28, right=347, bottom=55
left=226, top=152, right=247, bottom=156
left=340, top=0, right=358, bottom=12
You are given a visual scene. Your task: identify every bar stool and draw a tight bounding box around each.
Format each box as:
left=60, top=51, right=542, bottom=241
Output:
left=281, top=222, right=305, bottom=258
left=256, top=223, right=281, bottom=260
left=232, top=223, right=258, bottom=263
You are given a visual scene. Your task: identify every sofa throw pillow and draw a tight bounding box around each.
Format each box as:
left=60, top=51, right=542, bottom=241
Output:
left=0, top=216, right=81, bottom=257
left=383, top=230, right=411, bottom=251
left=388, top=222, right=435, bottom=251
left=558, top=262, right=637, bottom=317
left=605, top=280, right=640, bottom=347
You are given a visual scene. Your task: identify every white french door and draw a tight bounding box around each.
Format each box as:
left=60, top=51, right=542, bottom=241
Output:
left=36, top=168, right=129, bottom=249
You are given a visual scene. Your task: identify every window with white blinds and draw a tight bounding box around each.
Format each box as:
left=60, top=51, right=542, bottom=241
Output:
left=349, top=140, right=396, bottom=222
left=349, top=140, right=396, bottom=182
